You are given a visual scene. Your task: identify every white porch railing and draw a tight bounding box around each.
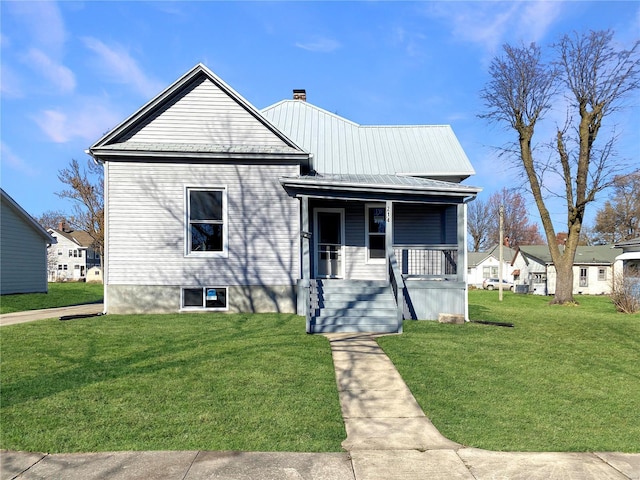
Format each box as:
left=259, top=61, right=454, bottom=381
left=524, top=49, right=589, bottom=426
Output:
left=394, top=245, right=458, bottom=277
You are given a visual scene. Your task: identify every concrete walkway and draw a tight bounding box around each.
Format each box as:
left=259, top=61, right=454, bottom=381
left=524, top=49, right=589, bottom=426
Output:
left=0, top=303, right=104, bottom=327
left=1, top=332, right=639, bottom=479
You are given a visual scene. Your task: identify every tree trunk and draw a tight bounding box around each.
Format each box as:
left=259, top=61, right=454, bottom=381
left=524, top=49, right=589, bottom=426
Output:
left=550, top=253, right=575, bottom=304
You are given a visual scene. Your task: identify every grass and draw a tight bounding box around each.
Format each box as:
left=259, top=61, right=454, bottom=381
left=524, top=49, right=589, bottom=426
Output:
left=378, top=290, right=640, bottom=452
left=0, top=282, right=104, bottom=314
left=0, top=313, right=345, bottom=453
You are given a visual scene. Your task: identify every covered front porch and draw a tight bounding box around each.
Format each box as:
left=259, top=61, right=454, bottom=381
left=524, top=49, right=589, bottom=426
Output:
left=281, top=174, right=480, bottom=333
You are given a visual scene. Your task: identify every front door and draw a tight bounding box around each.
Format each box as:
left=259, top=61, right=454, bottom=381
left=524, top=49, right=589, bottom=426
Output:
left=315, top=209, right=344, bottom=278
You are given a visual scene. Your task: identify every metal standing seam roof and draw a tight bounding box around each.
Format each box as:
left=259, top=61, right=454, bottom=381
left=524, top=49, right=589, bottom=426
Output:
left=261, top=100, right=476, bottom=179
left=280, top=173, right=480, bottom=193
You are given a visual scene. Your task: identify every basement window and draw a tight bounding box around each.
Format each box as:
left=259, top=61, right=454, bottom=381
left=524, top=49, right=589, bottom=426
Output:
left=181, top=287, right=228, bottom=311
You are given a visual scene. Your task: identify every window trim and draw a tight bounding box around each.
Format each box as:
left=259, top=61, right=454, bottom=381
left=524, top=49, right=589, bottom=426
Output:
left=185, top=186, right=228, bottom=258
left=180, top=286, right=229, bottom=311
left=579, top=267, right=588, bottom=287
left=365, top=203, right=386, bottom=264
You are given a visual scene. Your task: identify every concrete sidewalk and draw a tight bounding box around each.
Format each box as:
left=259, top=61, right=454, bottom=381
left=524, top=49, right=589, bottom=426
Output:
left=326, top=333, right=640, bottom=480
left=1, top=332, right=638, bottom=479
left=0, top=303, right=104, bottom=327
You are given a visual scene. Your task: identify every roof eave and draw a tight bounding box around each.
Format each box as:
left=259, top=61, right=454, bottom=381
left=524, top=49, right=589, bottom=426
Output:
left=89, top=148, right=310, bottom=162
left=279, top=178, right=481, bottom=198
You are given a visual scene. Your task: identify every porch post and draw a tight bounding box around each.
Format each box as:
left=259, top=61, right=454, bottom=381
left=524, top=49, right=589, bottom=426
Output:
left=385, top=200, right=393, bottom=252
left=301, top=195, right=310, bottom=281
left=300, top=195, right=312, bottom=332
left=458, top=203, right=469, bottom=321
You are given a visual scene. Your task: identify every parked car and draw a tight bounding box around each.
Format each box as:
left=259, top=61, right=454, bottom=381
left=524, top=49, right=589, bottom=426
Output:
left=482, top=278, right=514, bottom=291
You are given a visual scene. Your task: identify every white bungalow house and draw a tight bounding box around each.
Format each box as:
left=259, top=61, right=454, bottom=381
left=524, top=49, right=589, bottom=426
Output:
left=467, top=245, right=517, bottom=288
left=47, top=222, right=101, bottom=282
left=512, top=245, right=622, bottom=296
left=87, top=64, right=480, bottom=333
left=1, top=188, right=55, bottom=295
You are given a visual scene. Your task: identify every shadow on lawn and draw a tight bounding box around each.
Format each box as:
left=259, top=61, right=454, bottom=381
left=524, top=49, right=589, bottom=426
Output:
left=1, top=314, right=319, bottom=409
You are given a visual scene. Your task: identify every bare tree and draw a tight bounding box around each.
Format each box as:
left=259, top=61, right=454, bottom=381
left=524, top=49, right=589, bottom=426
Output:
left=467, top=198, right=492, bottom=251
left=594, top=170, right=640, bottom=243
left=486, top=188, right=544, bottom=247
left=35, top=210, right=69, bottom=230
left=468, top=189, right=544, bottom=251
left=480, top=30, right=640, bottom=304
left=57, top=159, right=104, bottom=261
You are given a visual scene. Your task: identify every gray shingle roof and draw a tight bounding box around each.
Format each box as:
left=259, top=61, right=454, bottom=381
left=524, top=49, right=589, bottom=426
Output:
left=262, top=100, right=475, bottom=180
left=518, top=245, right=622, bottom=265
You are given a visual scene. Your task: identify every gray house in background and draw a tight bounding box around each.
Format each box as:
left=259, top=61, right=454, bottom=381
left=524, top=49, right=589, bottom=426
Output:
left=1, top=188, right=55, bottom=295
left=87, top=64, right=480, bottom=333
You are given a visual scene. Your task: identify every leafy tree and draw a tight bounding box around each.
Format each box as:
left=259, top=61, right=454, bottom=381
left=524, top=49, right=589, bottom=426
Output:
left=57, top=159, right=104, bottom=262
left=593, top=170, right=640, bottom=243
left=480, top=30, right=640, bottom=304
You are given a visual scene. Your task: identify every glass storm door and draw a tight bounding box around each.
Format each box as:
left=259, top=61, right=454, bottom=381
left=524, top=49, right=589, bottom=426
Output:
left=315, top=210, right=344, bottom=278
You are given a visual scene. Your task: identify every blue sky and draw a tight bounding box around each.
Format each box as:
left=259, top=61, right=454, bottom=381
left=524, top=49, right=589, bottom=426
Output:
left=1, top=1, right=638, bottom=232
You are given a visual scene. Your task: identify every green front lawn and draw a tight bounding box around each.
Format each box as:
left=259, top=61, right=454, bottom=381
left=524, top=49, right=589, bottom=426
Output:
left=0, top=282, right=104, bottom=314
left=378, top=291, right=640, bottom=452
left=0, top=314, right=345, bottom=453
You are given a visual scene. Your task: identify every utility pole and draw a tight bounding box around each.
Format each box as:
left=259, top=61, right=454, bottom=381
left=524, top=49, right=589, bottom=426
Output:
left=499, top=204, right=504, bottom=302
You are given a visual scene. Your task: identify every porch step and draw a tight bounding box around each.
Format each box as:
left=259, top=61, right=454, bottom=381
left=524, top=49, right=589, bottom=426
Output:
left=310, top=279, right=400, bottom=334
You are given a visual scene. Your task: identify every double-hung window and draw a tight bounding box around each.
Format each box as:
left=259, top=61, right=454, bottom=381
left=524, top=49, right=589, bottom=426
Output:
left=186, top=187, right=227, bottom=255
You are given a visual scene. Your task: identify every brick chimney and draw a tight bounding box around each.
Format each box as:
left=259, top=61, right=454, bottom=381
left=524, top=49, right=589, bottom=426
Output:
left=293, top=89, right=306, bottom=101
left=58, top=220, right=71, bottom=233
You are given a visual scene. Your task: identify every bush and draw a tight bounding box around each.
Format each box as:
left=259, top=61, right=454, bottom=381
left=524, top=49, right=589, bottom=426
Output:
left=610, top=270, right=640, bottom=314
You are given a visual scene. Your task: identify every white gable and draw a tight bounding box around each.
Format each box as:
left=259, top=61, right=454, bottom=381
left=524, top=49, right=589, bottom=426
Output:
left=121, top=76, right=288, bottom=147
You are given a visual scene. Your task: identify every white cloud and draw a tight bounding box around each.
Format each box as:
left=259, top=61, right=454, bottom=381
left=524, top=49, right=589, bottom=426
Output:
left=0, top=64, right=24, bottom=98
left=0, top=142, right=39, bottom=176
left=295, top=37, right=341, bottom=53
left=82, top=37, right=164, bottom=97
left=424, top=1, right=563, bottom=54
left=6, top=0, right=67, bottom=57
left=518, top=1, right=563, bottom=45
left=25, top=48, right=76, bottom=93
left=34, top=98, right=122, bottom=144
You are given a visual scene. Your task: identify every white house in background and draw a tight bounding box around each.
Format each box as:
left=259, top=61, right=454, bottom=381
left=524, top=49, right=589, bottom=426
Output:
left=467, top=245, right=517, bottom=288
left=512, top=245, right=622, bottom=295
left=86, top=64, right=481, bottom=333
left=1, top=188, right=55, bottom=294
left=614, top=238, right=640, bottom=274
left=47, top=222, right=101, bottom=282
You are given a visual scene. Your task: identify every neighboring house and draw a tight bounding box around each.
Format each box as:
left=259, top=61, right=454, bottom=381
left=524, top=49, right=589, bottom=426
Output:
left=467, top=245, right=517, bottom=288
left=47, top=222, right=101, bottom=282
left=1, top=188, right=55, bottom=294
left=512, top=245, right=622, bottom=295
left=614, top=237, right=640, bottom=281
left=87, top=64, right=480, bottom=333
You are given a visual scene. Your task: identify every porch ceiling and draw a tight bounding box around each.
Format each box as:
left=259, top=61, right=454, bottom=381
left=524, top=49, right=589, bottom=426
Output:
left=280, top=173, right=481, bottom=203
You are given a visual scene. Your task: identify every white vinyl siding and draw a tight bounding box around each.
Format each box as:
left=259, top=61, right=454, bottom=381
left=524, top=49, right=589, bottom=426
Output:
left=0, top=198, right=49, bottom=294
left=106, top=161, right=299, bottom=286
left=124, top=77, right=289, bottom=147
